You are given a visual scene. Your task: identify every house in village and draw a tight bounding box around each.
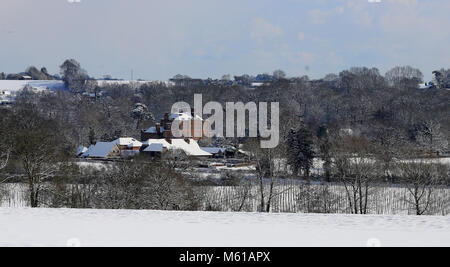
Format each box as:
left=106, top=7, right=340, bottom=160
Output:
left=169, top=76, right=204, bottom=87
left=141, top=138, right=211, bottom=158
left=79, top=136, right=211, bottom=159
left=0, top=90, right=13, bottom=105
left=199, top=147, right=226, bottom=158
left=113, top=138, right=142, bottom=151
left=78, top=110, right=222, bottom=159
left=79, top=138, right=142, bottom=159
left=141, top=110, right=210, bottom=141
left=81, top=142, right=120, bottom=159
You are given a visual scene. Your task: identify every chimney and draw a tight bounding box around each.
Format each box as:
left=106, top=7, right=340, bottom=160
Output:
left=166, top=138, right=172, bottom=144
left=164, top=113, right=169, bottom=121
left=156, top=123, right=161, bottom=133
left=184, top=138, right=190, bottom=144
left=164, top=128, right=172, bottom=139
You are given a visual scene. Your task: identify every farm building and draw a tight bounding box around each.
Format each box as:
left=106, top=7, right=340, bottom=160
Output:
left=112, top=138, right=142, bottom=151
left=141, top=138, right=211, bottom=158
left=141, top=110, right=210, bottom=141
left=81, top=142, right=120, bottom=159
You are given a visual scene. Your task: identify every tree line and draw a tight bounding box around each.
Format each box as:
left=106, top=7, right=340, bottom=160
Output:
left=0, top=60, right=448, bottom=214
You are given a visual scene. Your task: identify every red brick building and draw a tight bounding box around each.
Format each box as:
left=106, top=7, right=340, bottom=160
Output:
left=141, top=110, right=210, bottom=141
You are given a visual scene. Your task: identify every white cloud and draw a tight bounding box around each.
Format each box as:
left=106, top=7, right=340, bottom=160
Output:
left=250, top=18, right=284, bottom=43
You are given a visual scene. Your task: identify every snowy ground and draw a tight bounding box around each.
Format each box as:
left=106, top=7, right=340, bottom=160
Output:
left=0, top=208, right=449, bottom=247
left=0, top=80, right=65, bottom=92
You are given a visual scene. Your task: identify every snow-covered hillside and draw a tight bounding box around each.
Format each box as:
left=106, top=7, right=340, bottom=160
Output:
left=0, top=208, right=448, bottom=247
left=0, top=80, right=65, bottom=92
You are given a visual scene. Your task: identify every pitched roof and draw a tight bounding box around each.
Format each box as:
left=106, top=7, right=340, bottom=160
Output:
left=84, top=142, right=119, bottom=158
left=81, top=145, right=95, bottom=157
left=145, top=126, right=165, bottom=133
left=112, top=138, right=142, bottom=147
left=76, top=146, right=88, bottom=155
left=143, top=139, right=211, bottom=157
left=144, top=143, right=164, bottom=152
left=200, top=147, right=226, bottom=154
left=169, top=112, right=203, bottom=121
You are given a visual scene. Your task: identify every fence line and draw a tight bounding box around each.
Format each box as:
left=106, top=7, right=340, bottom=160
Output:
left=2, top=181, right=449, bottom=215
left=199, top=180, right=450, bottom=215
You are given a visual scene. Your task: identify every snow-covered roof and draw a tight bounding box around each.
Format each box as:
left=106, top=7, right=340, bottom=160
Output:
left=144, top=143, right=164, bottom=152
left=84, top=142, right=118, bottom=158
left=169, top=112, right=203, bottom=121
left=238, top=149, right=251, bottom=156
left=128, top=141, right=142, bottom=148
left=418, top=83, right=432, bottom=89
left=81, top=145, right=94, bottom=157
left=145, top=126, right=165, bottom=133
left=112, top=138, right=142, bottom=147
left=76, top=146, right=88, bottom=156
left=143, top=139, right=211, bottom=157
left=251, top=82, right=264, bottom=87
left=200, top=147, right=226, bottom=154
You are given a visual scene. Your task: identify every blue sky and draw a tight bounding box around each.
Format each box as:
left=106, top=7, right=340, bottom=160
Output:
left=0, top=0, right=448, bottom=81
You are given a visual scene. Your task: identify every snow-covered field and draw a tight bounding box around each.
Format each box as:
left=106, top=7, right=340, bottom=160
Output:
left=0, top=80, right=65, bottom=92
left=0, top=208, right=449, bottom=247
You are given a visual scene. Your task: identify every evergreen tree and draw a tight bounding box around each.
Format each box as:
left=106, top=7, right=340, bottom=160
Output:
left=286, top=121, right=315, bottom=181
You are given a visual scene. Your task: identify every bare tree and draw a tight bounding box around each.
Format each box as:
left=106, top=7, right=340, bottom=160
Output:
left=385, top=66, right=423, bottom=86
left=331, top=136, right=380, bottom=214
left=60, top=59, right=89, bottom=94
left=221, top=74, right=231, bottom=81
left=432, top=69, right=450, bottom=89
left=84, top=79, right=99, bottom=98
left=0, top=118, right=11, bottom=172
left=0, top=109, right=12, bottom=193
left=233, top=178, right=253, bottom=212
left=11, top=105, right=61, bottom=207
left=90, top=159, right=198, bottom=211
left=25, top=66, right=54, bottom=80
left=397, top=161, right=446, bottom=215
left=147, top=162, right=197, bottom=210
left=416, top=120, right=448, bottom=156
left=131, top=103, right=154, bottom=130
left=92, top=162, right=147, bottom=209
left=273, top=69, right=286, bottom=80
left=244, top=138, right=285, bottom=212
left=317, top=124, right=332, bottom=181
left=297, top=183, right=340, bottom=213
